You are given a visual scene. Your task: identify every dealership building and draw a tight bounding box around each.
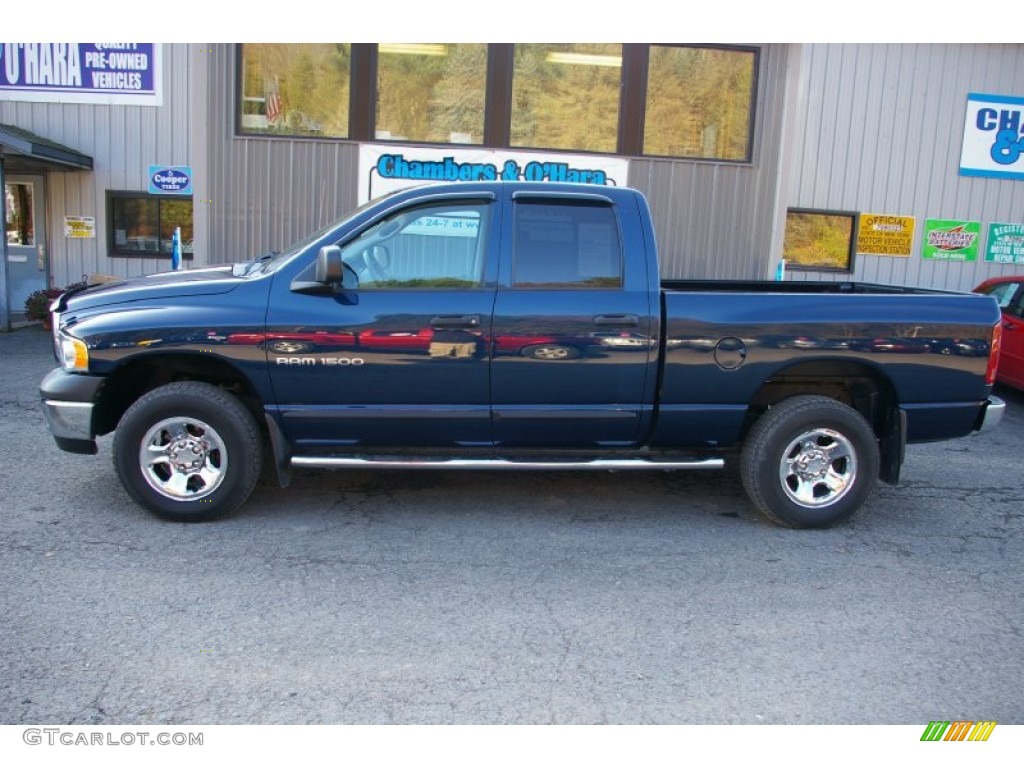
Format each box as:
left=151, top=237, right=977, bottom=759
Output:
left=2, top=42, right=1023, bottom=328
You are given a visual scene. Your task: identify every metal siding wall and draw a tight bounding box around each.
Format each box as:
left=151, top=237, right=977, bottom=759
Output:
left=204, top=46, right=360, bottom=263
left=203, top=45, right=789, bottom=278
left=629, top=45, right=790, bottom=281
left=0, top=44, right=193, bottom=288
left=787, top=44, right=1024, bottom=292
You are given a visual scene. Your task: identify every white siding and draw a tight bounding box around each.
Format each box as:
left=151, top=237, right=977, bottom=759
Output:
left=201, top=46, right=360, bottom=263
left=785, top=43, right=1024, bottom=292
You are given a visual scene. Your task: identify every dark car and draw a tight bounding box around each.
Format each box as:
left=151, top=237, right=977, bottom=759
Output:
left=975, top=276, right=1024, bottom=390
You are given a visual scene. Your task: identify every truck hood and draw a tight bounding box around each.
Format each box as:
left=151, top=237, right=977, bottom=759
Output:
left=57, top=265, right=245, bottom=314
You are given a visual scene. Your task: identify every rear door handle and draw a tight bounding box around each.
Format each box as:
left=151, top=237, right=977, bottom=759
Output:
left=431, top=314, right=480, bottom=329
left=593, top=314, right=639, bottom=327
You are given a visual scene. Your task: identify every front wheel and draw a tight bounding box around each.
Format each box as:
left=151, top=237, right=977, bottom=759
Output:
left=740, top=395, right=879, bottom=528
left=113, top=382, right=263, bottom=522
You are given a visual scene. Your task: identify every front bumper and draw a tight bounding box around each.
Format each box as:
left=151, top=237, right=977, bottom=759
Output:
left=39, top=368, right=105, bottom=454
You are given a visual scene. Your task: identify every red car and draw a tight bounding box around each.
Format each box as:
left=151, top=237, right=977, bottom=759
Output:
left=974, top=276, right=1024, bottom=390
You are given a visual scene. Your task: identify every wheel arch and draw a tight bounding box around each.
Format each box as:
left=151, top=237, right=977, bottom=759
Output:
left=93, top=353, right=266, bottom=437
left=743, top=359, right=904, bottom=484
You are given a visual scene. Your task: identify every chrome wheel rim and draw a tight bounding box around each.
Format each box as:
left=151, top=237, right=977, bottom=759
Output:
left=139, top=417, right=227, bottom=501
left=779, top=428, right=857, bottom=508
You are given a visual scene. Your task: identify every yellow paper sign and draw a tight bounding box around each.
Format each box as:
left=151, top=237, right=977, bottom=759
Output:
left=857, top=214, right=915, bottom=257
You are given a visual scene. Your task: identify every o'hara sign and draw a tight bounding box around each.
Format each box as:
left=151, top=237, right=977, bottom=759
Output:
left=358, top=144, right=629, bottom=203
left=960, top=93, right=1024, bottom=181
left=0, top=43, right=161, bottom=105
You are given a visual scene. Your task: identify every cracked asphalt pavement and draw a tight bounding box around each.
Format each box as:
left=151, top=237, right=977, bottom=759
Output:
left=1, top=326, right=1021, bottom=724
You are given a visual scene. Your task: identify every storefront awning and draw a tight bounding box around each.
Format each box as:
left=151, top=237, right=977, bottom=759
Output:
left=0, top=123, right=93, bottom=172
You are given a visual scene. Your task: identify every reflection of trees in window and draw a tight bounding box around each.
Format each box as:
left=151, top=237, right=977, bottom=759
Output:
left=160, top=200, right=194, bottom=248
left=511, top=44, right=621, bottom=153
left=110, top=195, right=194, bottom=256
left=377, top=44, right=486, bottom=144
left=644, top=46, right=755, bottom=160
left=236, top=43, right=758, bottom=161
left=783, top=210, right=857, bottom=272
left=5, top=183, right=34, bottom=245
left=240, top=44, right=350, bottom=137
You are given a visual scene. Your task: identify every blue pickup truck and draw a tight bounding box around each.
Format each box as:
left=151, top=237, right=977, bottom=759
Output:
left=41, top=182, right=1005, bottom=527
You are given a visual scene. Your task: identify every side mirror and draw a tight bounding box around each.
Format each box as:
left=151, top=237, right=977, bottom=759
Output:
left=315, top=246, right=343, bottom=284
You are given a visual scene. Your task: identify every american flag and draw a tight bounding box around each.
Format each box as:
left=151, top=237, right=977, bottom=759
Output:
left=265, top=79, right=283, bottom=125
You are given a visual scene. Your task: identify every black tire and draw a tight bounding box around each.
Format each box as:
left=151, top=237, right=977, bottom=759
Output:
left=740, top=395, right=879, bottom=528
left=521, top=344, right=580, bottom=360
left=113, top=382, right=263, bottom=522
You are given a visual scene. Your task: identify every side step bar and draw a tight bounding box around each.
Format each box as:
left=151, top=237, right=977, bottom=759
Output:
left=291, top=457, right=725, bottom=471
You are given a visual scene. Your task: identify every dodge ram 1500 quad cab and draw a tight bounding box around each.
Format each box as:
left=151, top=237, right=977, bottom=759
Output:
left=41, top=183, right=1005, bottom=527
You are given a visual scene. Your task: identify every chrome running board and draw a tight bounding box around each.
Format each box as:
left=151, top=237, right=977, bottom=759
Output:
left=291, top=456, right=724, bottom=471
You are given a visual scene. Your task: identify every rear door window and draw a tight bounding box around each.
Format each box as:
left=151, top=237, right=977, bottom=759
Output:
left=512, top=200, right=622, bottom=289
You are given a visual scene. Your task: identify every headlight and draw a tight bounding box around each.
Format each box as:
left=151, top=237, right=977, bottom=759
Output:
left=59, top=333, right=90, bottom=372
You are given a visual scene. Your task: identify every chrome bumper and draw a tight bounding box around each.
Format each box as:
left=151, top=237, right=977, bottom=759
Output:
left=42, top=399, right=95, bottom=441
left=976, top=396, right=1005, bottom=433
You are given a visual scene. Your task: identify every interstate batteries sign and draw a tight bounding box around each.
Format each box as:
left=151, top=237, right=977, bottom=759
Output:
left=922, top=219, right=981, bottom=261
left=0, top=44, right=161, bottom=105
left=960, top=93, right=1024, bottom=180
left=358, top=144, right=629, bottom=203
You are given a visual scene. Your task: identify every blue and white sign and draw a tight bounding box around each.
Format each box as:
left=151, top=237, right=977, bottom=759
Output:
left=358, top=144, right=630, bottom=204
left=148, top=165, right=193, bottom=195
left=960, top=93, right=1024, bottom=181
left=0, top=44, right=161, bottom=106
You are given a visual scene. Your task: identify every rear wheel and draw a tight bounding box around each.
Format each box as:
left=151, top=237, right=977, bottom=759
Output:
left=113, top=382, right=262, bottom=522
left=740, top=395, right=879, bottom=528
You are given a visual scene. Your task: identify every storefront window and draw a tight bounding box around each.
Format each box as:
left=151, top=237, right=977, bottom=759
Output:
left=511, top=44, right=622, bottom=153
left=643, top=45, right=756, bottom=161
left=109, top=193, right=193, bottom=258
left=783, top=209, right=858, bottom=272
left=376, top=44, right=486, bottom=144
left=235, top=43, right=759, bottom=162
left=239, top=43, right=350, bottom=137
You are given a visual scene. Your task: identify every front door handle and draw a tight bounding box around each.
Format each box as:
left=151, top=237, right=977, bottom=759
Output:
left=593, top=314, right=639, bottom=327
left=431, top=314, right=480, bottom=329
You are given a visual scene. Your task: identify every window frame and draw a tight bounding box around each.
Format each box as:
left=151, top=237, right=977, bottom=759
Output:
left=106, top=191, right=194, bottom=260
left=234, top=43, right=760, bottom=164
left=635, top=43, right=759, bottom=163
left=783, top=207, right=859, bottom=274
